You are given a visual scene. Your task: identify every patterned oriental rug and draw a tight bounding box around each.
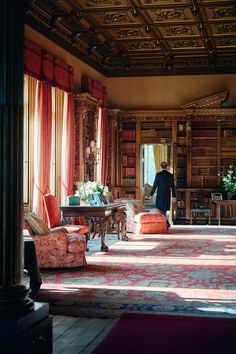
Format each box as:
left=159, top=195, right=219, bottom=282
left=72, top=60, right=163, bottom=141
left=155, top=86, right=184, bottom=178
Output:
left=36, top=226, right=236, bottom=318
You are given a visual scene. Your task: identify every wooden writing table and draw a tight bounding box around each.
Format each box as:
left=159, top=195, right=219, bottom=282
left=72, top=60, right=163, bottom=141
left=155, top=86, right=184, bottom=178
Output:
left=212, top=200, right=236, bottom=225
left=60, top=202, right=126, bottom=251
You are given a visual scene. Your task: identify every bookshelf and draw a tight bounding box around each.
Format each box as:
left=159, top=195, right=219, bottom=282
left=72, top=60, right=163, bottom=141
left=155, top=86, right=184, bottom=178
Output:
left=108, top=102, right=236, bottom=224
left=190, top=121, right=219, bottom=189
left=141, top=121, right=172, bottom=144
left=176, top=121, right=187, bottom=188
left=220, top=121, right=236, bottom=172
left=119, top=122, right=137, bottom=198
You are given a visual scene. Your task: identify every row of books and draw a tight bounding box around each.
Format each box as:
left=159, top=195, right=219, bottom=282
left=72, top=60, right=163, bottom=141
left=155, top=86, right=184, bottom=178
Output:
left=141, top=130, right=172, bottom=137
left=192, top=140, right=217, bottom=148
left=221, top=140, right=236, bottom=147
left=222, top=130, right=236, bottom=138
left=121, top=130, right=135, bottom=140
left=177, top=146, right=187, bottom=155
left=122, top=142, right=136, bottom=153
left=122, top=155, right=136, bottom=165
left=192, top=158, right=217, bottom=166
left=122, top=178, right=136, bottom=187
left=192, top=167, right=218, bottom=176
left=191, top=176, right=218, bottom=188
left=122, top=167, right=136, bottom=177
left=192, top=130, right=217, bottom=138
left=192, top=149, right=216, bottom=156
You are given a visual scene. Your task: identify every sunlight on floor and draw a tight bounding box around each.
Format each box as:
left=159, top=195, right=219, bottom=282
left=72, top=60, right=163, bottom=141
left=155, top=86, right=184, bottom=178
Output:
left=41, top=283, right=236, bottom=302
left=88, top=254, right=236, bottom=266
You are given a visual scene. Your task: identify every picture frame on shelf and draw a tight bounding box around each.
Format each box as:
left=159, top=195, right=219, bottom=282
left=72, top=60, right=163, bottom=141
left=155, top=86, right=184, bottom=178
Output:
left=211, top=193, right=223, bottom=201
left=89, top=192, right=103, bottom=206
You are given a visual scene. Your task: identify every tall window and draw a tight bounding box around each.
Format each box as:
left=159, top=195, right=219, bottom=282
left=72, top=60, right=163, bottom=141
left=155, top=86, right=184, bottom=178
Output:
left=23, top=75, right=66, bottom=210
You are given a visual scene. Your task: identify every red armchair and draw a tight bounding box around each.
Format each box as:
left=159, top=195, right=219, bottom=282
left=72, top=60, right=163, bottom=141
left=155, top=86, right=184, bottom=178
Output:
left=43, top=193, right=89, bottom=235
left=24, top=213, right=87, bottom=268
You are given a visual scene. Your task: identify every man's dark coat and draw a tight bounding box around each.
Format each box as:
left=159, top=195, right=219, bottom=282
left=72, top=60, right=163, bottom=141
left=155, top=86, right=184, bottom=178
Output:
left=150, top=170, right=176, bottom=214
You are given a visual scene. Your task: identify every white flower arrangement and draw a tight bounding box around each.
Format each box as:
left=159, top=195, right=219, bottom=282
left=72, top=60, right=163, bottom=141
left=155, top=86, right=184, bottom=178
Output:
left=75, top=181, right=108, bottom=200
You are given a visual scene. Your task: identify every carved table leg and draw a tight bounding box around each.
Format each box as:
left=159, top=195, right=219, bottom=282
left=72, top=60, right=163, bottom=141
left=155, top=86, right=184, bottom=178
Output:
left=91, top=216, right=110, bottom=252
left=120, top=211, right=128, bottom=241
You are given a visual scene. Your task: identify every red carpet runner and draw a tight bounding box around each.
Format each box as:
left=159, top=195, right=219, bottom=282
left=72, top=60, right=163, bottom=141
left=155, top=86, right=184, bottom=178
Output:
left=93, top=313, right=236, bottom=354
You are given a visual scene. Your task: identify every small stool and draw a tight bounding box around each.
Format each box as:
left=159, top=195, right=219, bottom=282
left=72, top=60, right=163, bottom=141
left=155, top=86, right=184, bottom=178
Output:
left=190, top=208, right=211, bottom=225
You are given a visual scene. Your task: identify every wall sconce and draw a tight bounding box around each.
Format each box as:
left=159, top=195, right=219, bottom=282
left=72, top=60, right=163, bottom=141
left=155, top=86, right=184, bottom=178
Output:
left=85, top=140, right=101, bottom=181
left=86, top=140, right=100, bottom=164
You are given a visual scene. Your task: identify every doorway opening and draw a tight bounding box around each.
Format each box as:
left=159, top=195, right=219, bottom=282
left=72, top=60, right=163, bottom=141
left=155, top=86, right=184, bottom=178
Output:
left=140, top=143, right=173, bottom=218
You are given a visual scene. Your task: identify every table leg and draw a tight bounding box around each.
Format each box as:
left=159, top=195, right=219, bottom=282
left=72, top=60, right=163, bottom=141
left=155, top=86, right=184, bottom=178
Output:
left=91, top=216, right=109, bottom=252
left=120, top=211, right=128, bottom=241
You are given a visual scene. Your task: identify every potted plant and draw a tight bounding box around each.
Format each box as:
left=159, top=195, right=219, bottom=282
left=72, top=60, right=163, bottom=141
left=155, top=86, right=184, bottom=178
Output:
left=220, top=165, right=236, bottom=199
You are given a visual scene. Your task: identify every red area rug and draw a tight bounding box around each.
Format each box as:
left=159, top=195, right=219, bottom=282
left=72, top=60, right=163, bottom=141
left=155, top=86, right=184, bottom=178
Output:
left=93, top=313, right=236, bottom=354
left=36, top=226, right=236, bottom=318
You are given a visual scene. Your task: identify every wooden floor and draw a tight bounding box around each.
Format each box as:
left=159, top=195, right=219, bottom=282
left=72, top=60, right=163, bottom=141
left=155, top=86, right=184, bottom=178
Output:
left=53, top=315, right=117, bottom=354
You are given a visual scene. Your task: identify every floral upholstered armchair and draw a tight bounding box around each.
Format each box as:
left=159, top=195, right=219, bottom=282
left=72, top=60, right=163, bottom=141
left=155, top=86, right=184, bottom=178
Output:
left=24, top=213, right=87, bottom=268
left=125, top=200, right=167, bottom=234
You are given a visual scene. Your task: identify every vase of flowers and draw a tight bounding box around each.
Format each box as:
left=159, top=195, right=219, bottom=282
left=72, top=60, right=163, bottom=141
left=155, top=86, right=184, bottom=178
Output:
left=75, top=181, right=108, bottom=204
left=220, top=165, right=236, bottom=199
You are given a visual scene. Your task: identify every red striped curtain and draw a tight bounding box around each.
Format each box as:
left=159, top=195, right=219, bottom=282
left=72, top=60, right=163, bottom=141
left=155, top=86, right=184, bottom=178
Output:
left=32, top=81, right=52, bottom=221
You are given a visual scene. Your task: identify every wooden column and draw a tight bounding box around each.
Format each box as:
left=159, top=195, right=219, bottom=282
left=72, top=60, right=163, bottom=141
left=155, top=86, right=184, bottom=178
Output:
left=0, top=1, right=52, bottom=352
left=0, top=0, right=33, bottom=320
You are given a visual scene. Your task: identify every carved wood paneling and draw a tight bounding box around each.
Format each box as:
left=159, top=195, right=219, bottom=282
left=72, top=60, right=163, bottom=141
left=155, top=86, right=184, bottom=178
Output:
left=74, top=93, right=101, bottom=182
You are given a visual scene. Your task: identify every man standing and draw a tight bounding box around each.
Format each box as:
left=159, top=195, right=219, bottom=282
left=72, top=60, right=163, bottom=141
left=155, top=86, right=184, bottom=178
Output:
left=149, top=161, right=176, bottom=228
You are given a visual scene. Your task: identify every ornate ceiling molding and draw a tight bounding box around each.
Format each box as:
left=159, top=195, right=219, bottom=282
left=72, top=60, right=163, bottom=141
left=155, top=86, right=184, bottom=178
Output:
left=25, top=0, right=236, bottom=77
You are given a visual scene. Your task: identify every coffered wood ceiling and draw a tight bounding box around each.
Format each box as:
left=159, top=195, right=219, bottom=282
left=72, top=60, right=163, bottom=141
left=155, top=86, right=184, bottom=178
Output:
left=25, top=0, right=236, bottom=77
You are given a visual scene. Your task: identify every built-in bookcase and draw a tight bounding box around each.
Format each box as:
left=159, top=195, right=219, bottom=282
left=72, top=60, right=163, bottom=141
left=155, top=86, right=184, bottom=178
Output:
left=220, top=121, right=236, bottom=172
left=109, top=106, right=236, bottom=223
left=191, top=121, right=219, bottom=188
left=119, top=122, right=137, bottom=198
left=176, top=122, right=187, bottom=188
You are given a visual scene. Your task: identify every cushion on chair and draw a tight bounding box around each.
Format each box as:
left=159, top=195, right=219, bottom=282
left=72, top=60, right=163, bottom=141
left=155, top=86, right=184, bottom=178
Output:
left=24, top=213, right=50, bottom=235
left=43, top=193, right=62, bottom=228
left=23, top=219, right=34, bottom=235
left=51, top=224, right=89, bottom=234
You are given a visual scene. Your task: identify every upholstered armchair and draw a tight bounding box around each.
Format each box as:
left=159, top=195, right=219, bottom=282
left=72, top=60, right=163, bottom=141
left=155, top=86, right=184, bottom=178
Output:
left=43, top=193, right=89, bottom=235
left=125, top=200, right=167, bottom=234
left=24, top=213, right=87, bottom=268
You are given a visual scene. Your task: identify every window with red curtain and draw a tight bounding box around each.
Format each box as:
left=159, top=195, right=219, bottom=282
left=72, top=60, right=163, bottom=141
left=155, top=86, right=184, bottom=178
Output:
left=23, top=40, right=75, bottom=218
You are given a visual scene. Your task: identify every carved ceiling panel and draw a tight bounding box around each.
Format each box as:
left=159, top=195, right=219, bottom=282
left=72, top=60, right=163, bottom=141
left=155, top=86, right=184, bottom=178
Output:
left=25, top=0, right=236, bottom=77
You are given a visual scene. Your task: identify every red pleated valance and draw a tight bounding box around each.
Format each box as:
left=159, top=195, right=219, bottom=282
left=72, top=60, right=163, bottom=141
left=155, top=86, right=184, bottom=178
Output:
left=24, top=39, right=74, bottom=92
left=81, top=74, right=107, bottom=107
